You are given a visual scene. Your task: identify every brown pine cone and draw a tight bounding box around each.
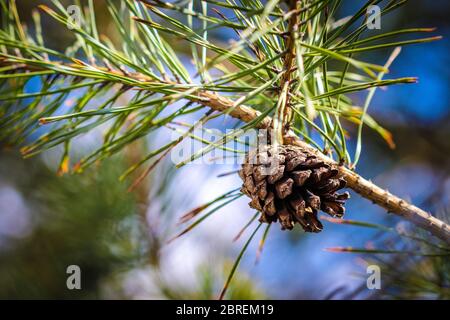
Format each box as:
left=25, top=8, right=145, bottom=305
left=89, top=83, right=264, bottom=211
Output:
left=239, top=144, right=349, bottom=233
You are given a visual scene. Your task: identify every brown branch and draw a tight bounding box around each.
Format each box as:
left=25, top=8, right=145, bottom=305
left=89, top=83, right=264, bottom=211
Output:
left=197, top=91, right=450, bottom=245
left=2, top=57, right=449, bottom=244
left=278, top=0, right=301, bottom=128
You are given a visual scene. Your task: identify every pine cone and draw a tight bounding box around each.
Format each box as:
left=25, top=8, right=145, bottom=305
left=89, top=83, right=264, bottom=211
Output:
left=239, top=145, right=349, bottom=233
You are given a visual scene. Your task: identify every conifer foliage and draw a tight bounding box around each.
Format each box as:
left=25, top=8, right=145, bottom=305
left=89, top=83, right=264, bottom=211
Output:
left=0, top=0, right=448, bottom=246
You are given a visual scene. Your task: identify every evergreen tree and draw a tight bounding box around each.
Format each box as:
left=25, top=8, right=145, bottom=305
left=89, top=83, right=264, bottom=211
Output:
left=1, top=0, right=449, bottom=299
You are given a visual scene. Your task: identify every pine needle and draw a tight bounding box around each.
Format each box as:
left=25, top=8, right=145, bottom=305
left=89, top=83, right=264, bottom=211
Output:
left=219, top=222, right=262, bottom=300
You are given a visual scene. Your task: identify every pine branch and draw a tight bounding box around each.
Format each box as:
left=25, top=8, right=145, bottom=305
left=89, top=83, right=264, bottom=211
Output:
left=273, top=0, right=300, bottom=144
left=198, top=89, right=450, bottom=245
left=201, top=88, right=450, bottom=244
left=199, top=83, right=450, bottom=243
left=1, top=54, right=449, bottom=243
left=1, top=0, right=448, bottom=244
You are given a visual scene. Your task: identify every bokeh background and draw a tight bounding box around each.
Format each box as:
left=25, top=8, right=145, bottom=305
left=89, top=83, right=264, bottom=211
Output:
left=0, top=0, right=449, bottom=299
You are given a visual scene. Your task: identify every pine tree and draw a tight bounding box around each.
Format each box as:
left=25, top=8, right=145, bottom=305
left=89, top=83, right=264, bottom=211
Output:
left=1, top=0, right=449, bottom=298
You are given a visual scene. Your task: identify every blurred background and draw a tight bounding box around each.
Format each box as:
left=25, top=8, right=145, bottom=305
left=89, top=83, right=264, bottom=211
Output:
left=0, top=0, right=449, bottom=299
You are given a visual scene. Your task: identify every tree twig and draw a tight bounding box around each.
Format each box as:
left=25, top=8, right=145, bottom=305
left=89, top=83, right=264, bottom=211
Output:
left=278, top=0, right=300, bottom=130
left=2, top=58, right=449, bottom=244
left=196, top=90, right=450, bottom=245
